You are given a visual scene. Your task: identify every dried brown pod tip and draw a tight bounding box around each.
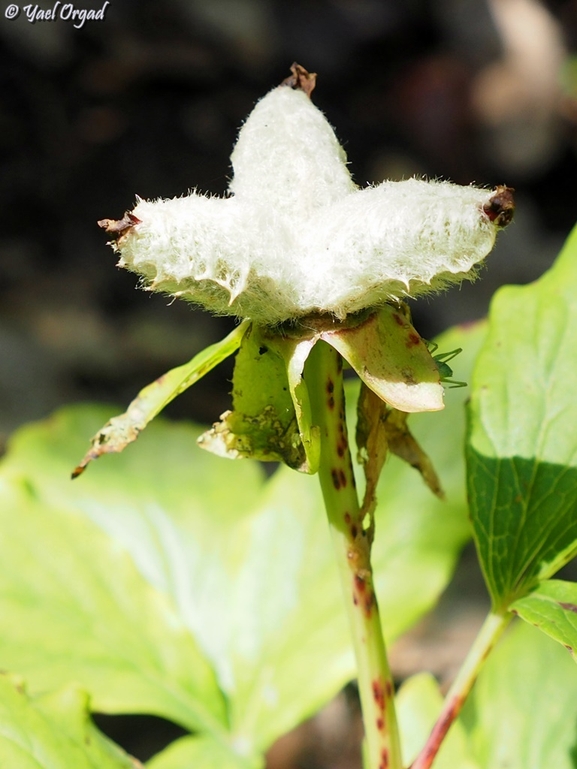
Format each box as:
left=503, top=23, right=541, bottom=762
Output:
left=281, top=62, right=317, bottom=97
left=483, top=186, right=515, bottom=228
left=98, top=211, right=141, bottom=238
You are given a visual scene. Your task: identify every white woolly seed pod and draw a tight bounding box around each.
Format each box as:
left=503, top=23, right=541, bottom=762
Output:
left=100, top=69, right=513, bottom=325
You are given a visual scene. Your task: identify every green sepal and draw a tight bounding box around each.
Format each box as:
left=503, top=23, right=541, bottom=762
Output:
left=198, top=324, right=313, bottom=472
left=321, top=305, right=443, bottom=413
left=73, top=319, right=250, bottom=477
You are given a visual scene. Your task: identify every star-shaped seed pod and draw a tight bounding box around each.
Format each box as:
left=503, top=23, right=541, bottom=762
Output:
left=76, top=64, right=514, bottom=478
left=99, top=63, right=513, bottom=326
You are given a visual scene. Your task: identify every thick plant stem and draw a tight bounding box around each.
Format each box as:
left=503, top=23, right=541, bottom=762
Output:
left=411, top=610, right=512, bottom=769
left=306, top=341, right=402, bottom=769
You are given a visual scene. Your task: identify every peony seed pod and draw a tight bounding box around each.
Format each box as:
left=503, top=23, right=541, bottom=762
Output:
left=100, top=64, right=514, bottom=325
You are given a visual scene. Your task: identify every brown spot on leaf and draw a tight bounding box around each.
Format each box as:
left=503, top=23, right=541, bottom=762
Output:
left=328, top=395, right=335, bottom=409
left=482, top=185, right=515, bottom=227
left=559, top=602, right=577, bottom=614
left=344, top=513, right=351, bottom=524
left=281, top=62, right=317, bottom=97
left=351, top=524, right=358, bottom=539
left=392, top=313, right=405, bottom=327
left=339, top=469, right=347, bottom=488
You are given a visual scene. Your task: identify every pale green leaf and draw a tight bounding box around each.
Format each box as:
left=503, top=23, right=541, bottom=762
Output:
left=464, top=621, right=577, bottom=769
left=368, top=322, right=485, bottom=633
left=0, top=676, right=136, bottom=769
left=396, top=673, right=478, bottom=769
left=0, top=319, right=479, bottom=756
left=0, top=477, right=227, bottom=735
left=147, top=734, right=261, bottom=769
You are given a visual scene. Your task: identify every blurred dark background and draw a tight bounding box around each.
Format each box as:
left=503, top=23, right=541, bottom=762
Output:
left=2, top=0, right=577, bottom=766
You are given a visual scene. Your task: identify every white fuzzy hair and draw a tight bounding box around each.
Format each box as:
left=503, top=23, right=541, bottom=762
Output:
left=112, top=85, right=502, bottom=324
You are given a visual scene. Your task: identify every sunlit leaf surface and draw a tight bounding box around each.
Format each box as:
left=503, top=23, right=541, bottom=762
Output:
left=467, top=225, right=577, bottom=610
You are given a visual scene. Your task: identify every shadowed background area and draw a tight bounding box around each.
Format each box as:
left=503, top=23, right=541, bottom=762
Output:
left=1, top=0, right=577, bottom=766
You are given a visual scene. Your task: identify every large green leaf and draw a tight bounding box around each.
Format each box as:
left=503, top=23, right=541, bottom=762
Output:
left=0, top=676, right=136, bottom=769
left=0, top=321, right=479, bottom=761
left=146, top=734, right=259, bottom=769
left=368, top=323, right=484, bottom=628
left=0, top=477, right=226, bottom=735
left=467, top=224, right=577, bottom=610
left=512, top=579, right=577, bottom=657
left=463, top=621, right=577, bottom=769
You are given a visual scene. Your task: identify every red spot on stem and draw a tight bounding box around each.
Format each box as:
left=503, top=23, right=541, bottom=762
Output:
left=372, top=679, right=385, bottom=712
left=331, top=469, right=341, bottom=490
left=407, top=332, right=420, bottom=347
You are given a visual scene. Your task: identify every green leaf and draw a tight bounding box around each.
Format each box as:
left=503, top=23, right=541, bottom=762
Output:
left=0, top=318, right=478, bottom=759
left=73, top=319, right=250, bottom=477
left=368, top=322, right=485, bottom=632
left=0, top=476, right=227, bottom=735
left=396, top=673, right=478, bottom=769
left=0, top=676, right=136, bottom=769
left=147, top=734, right=261, bottom=769
left=512, top=579, right=577, bottom=657
left=467, top=224, right=577, bottom=610
left=464, top=621, right=577, bottom=769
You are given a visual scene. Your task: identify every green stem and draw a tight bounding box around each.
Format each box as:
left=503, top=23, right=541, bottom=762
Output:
left=410, top=610, right=512, bottom=769
left=306, top=340, right=402, bottom=769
